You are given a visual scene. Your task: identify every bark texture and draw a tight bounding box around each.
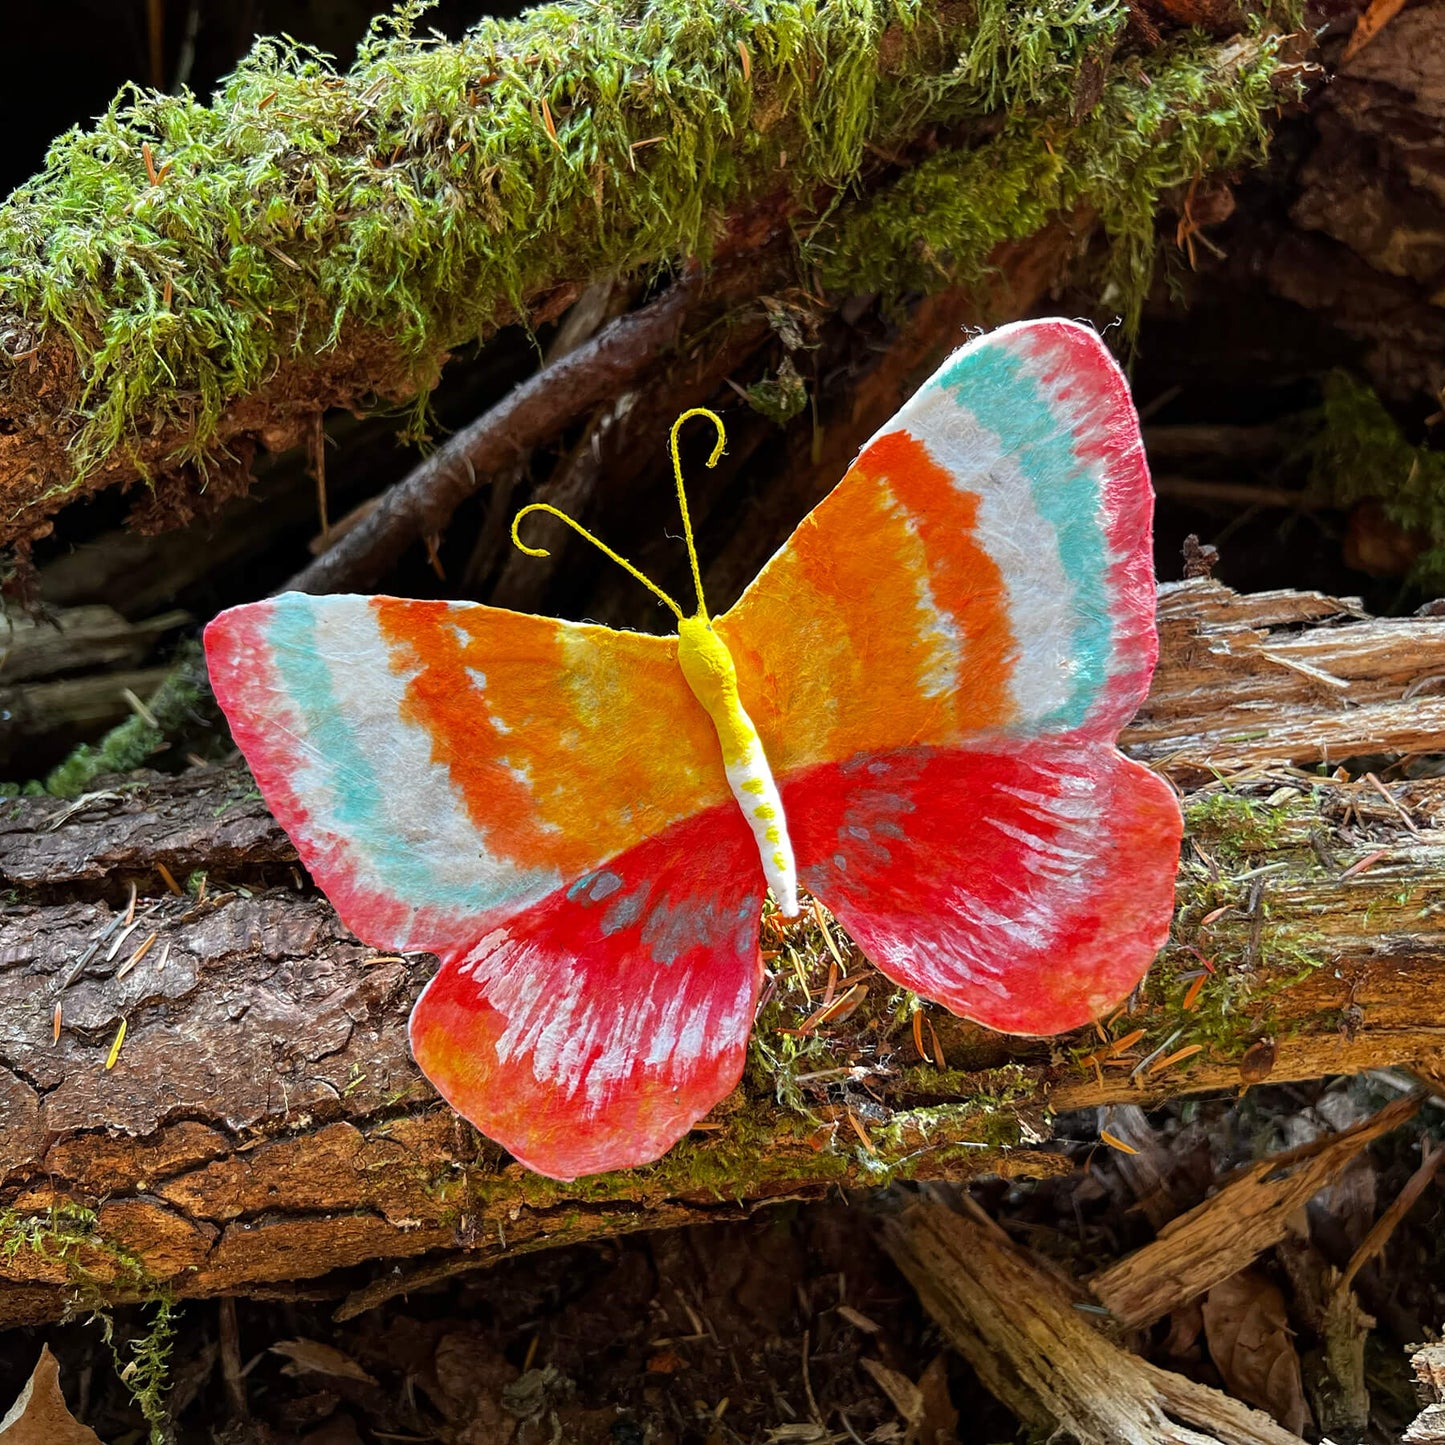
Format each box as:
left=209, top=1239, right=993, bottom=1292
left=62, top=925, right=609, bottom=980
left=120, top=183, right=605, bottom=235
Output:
left=1, top=580, right=1443, bottom=1325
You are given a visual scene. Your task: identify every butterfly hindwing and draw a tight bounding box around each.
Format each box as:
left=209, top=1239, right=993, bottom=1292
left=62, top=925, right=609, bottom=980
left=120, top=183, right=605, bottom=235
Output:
left=410, top=796, right=765, bottom=1179
left=205, top=593, right=728, bottom=954
left=783, top=743, right=1181, bottom=1035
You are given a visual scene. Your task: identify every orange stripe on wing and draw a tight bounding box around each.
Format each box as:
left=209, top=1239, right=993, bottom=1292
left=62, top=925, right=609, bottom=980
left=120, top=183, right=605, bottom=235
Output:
left=859, top=430, right=1015, bottom=733
left=372, top=599, right=724, bottom=875
left=721, top=429, right=1015, bottom=774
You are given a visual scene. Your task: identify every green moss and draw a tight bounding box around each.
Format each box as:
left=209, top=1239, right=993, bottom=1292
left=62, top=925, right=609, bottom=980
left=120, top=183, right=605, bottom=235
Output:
left=1183, top=790, right=1296, bottom=860
left=100, top=1301, right=176, bottom=1444
left=1309, top=370, right=1445, bottom=591
left=0, top=0, right=1296, bottom=505
left=43, top=640, right=204, bottom=798
left=1117, top=788, right=1331, bottom=1061
left=745, top=356, right=809, bottom=426
left=814, top=24, right=1293, bottom=336
left=0, top=1203, right=175, bottom=1440
left=0, top=1201, right=103, bottom=1269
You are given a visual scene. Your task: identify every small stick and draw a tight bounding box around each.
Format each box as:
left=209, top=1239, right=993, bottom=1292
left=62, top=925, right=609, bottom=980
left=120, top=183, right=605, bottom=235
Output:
left=122, top=687, right=161, bottom=728
left=1338, top=1139, right=1444, bottom=1294
left=1363, top=772, right=1419, bottom=836
left=1341, top=849, right=1387, bottom=880
left=286, top=275, right=712, bottom=595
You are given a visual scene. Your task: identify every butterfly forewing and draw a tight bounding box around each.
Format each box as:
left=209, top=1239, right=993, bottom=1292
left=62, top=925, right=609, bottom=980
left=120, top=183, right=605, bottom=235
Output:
left=205, top=593, right=729, bottom=948
left=718, top=319, right=1159, bottom=774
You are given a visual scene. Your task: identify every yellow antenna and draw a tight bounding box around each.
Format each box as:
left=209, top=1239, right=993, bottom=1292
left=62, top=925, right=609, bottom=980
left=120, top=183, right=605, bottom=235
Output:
left=508, top=408, right=729, bottom=624
left=510, top=503, right=686, bottom=621
left=669, top=408, right=727, bottom=620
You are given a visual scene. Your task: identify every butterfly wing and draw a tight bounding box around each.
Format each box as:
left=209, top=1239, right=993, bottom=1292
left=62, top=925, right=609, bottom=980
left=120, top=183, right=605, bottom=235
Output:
left=207, top=594, right=762, bottom=1177
left=410, top=796, right=765, bottom=1178
left=718, top=318, right=1158, bottom=773
left=782, top=744, right=1179, bottom=1034
left=206, top=592, right=730, bottom=952
left=719, top=318, right=1180, bottom=1033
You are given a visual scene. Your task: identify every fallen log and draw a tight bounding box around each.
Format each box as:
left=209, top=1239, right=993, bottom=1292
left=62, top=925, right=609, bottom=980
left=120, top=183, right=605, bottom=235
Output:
left=0, top=579, right=1443, bottom=1326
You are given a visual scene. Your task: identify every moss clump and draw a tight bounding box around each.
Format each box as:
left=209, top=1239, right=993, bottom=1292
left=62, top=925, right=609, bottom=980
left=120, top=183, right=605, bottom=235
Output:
left=745, top=356, right=809, bottom=426
left=42, top=640, right=205, bottom=798
left=0, top=0, right=1298, bottom=513
left=101, top=1301, right=176, bottom=1444
left=0, top=1201, right=103, bottom=1269
left=1117, top=787, right=1331, bottom=1061
left=814, top=24, right=1294, bottom=336
left=1309, top=370, right=1445, bottom=591
left=1183, top=789, right=1296, bottom=861
left=0, top=0, right=1110, bottom=484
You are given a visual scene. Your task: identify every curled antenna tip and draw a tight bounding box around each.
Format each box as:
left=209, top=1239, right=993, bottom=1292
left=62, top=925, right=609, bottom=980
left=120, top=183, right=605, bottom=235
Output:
left=510, top=504, right=553, bottom=557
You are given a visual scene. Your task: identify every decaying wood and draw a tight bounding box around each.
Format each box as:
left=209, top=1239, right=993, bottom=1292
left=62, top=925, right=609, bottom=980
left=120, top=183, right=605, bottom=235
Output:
left=0, top=605, right=191, bottom=772
left=1126, top=582, right=1445, bottom=780
left=0, top=669, right=174, bottom=773
left=880, top=1198, right=1302, bottom=1445
left=1089, top=1093, right=1421, bottom=1328
left=1407, top=1341, right=1445, bottom=1443
left=0, top=607, right=189, bottom=683
left=0, top=579, right=1443, bottom=1326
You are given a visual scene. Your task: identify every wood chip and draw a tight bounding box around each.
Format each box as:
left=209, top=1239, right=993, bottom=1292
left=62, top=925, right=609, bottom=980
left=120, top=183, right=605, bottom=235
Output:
left=1090, top=1093, right=1420, bottom=1328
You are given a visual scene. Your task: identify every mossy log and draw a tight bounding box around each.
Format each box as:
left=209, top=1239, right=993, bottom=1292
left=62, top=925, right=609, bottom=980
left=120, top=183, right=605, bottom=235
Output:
left=0, top=1, right=1299, bottom=547
left=0, top=579, right=1443, bottom=1326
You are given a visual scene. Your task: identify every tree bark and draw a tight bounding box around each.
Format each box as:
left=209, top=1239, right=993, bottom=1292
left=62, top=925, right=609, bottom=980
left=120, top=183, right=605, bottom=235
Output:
left=0, top=579, right=1443, bottom=1325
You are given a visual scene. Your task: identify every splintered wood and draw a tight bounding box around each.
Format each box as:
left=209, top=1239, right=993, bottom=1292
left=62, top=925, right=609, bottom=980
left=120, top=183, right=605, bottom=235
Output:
left=1406, top=1341, right=1445, bottom=1443
left=880, top=1200, right=1301, bottom=1445
left=1089, top=1094, right=1422, bottom=1328
left=1122, top=581, right=1445, bottom=779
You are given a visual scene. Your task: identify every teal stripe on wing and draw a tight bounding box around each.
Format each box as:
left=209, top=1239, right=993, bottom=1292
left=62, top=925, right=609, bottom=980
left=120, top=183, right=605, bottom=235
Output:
left=939, top=338, right=1110, bottom=733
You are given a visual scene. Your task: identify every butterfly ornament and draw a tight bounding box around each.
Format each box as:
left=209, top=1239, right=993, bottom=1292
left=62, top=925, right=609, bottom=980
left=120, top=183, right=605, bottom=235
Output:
left=205, top=319, right=1183, bottom=1181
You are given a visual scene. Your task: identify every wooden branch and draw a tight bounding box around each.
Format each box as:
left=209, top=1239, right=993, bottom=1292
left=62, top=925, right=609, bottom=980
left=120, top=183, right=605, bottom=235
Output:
left=1, top=581, right=1443, bottom=1325
left=286, top=275, right=703, bottom=595
left=0, top=9, right=1298, bottom=548
left=880, top=1198, right=1302, bottom=1445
